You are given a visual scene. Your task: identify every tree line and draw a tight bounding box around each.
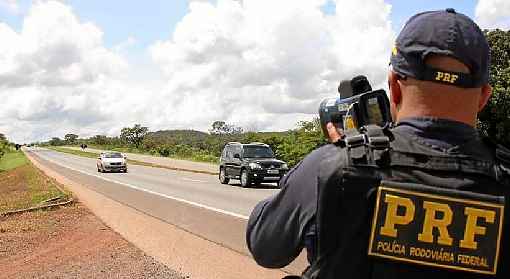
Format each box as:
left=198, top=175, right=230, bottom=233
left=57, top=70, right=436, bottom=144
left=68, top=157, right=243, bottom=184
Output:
left=42, top=120, right=326, bottom=166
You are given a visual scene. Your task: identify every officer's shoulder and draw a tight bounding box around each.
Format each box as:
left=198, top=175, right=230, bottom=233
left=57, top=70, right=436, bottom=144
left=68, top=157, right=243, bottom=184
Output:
left=309, top=143, right=345, bottom=160
left=295, top=144, right=345, bottom=170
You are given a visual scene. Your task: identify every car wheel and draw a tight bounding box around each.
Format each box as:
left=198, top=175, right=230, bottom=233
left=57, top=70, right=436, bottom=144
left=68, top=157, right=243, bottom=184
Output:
left=219, top=168, right=229, bottom=184
left=240, top=169, right=251, bottom=188
left=123, top=169, right=128, bottom=173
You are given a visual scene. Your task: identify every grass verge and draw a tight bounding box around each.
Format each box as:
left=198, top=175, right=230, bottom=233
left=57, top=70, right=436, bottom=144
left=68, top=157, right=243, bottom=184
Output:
left=0, top=150, right=29, bottom=171
left=82, top=144, right=219, bottom=164
left=48, top=146, right=219, bottom=175
left=48, top=146, right=98, bottom=159
left=0, top=151, right=70, bottom=213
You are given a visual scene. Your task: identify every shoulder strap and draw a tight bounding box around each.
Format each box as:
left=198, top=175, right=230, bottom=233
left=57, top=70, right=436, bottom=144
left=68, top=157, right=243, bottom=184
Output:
left=495, top=144, right=510, bottom=184
left=342, top=125, right=391, bottom=167
left=342, top=125, right=508, bottom=183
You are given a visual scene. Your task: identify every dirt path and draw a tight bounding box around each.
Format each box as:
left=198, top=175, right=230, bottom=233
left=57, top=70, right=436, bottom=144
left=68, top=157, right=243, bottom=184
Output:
left=0, top=203, right=184, bottom=279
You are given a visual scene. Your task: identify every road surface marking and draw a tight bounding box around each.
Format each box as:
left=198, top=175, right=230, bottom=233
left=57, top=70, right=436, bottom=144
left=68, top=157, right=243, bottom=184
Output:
left=32, top=151, right=249, bottom=220
left=181, top=177, right=208, bottom=183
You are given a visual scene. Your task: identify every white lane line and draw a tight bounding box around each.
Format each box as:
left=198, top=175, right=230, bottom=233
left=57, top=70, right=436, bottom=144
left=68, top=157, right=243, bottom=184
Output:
left=34, top=151, right=249, bottom=220
left=181, top=177, right=207, bottom=183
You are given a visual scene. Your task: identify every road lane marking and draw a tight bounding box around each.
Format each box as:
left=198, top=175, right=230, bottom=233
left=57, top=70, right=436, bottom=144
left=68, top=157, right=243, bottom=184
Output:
left=32, top=151, right=250, bottom=220
left=181, top=177, right=208, bottom=183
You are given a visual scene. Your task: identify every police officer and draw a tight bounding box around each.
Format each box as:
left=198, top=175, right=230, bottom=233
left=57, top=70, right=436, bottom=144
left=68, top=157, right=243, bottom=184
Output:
left=246, top=9, right=510, bottom=278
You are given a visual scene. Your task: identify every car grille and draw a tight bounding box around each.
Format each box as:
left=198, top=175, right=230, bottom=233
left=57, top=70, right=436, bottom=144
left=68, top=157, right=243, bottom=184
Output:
left=259, top=162, right=280, bottom=169
left=110, top=162, right=122, bottom=166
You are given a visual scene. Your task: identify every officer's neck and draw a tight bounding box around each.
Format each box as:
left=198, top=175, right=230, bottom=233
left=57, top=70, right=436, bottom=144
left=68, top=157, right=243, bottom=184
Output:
left=395, top=88, right=479, bottom=128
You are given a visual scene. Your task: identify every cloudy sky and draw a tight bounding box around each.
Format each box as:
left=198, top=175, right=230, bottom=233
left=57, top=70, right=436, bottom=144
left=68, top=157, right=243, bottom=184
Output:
left=0, top=0, right=508, bottom=143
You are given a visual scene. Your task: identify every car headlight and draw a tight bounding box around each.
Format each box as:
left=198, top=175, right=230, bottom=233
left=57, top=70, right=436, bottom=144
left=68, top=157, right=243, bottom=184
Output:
left=281, top=163, right=288, bottom=170
left=249, top=162, right=262, bottom=170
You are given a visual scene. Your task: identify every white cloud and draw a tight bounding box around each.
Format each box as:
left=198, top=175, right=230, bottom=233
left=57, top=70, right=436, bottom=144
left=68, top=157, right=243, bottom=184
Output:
left=0, top=1, right=135, bottom=142
left=150, top=0, right=394, bottom=132
left=476, top=0, right=510, bottom=29
left=0, top=0, right=19, bottom=14
left=0, top=0, right=395, bottom=143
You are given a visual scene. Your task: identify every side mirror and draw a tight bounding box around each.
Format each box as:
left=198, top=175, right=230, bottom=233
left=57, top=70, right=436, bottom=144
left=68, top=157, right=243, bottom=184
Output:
left=233, top=153, right=241, bottom=159
left=123, top=156, right=128, bottom=159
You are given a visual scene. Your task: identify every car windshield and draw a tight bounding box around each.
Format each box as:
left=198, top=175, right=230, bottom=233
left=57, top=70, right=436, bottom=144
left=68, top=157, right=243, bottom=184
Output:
left=242, top=146, right=274, bottom=158
left=104, top=153, right=123, bottom=158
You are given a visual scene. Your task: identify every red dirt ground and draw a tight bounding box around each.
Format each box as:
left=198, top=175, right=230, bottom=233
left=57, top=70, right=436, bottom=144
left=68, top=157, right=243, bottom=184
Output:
left=0, top=203, right=184, bottom=279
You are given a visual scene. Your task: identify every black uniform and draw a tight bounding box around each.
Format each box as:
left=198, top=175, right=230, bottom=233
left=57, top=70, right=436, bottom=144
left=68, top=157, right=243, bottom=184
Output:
left=246, top=117, right=510, bottom=278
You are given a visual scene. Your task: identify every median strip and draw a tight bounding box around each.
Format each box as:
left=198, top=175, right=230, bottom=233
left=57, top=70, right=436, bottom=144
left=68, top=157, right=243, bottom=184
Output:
left=48, top=146, right=219, bottom=175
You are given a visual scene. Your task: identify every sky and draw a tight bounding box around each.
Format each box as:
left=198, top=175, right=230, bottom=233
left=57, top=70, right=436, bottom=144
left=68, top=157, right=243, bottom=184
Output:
left=0, top=0, right=509, bottom=143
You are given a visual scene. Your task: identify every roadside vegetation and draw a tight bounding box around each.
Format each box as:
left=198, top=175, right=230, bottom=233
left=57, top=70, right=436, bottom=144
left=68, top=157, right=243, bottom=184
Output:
left=478, top=29, right=510, bottom=147
left=48, top=146, right=98, bottom=159
left=0, top=149, right=28, bottom=171
left=37, top=30, right=510, bottom=166
left=43, top=119, right=327, bottom=167
left=0, top=149, right=70, bottom=213
left=0, top=133, right=10, bottom=162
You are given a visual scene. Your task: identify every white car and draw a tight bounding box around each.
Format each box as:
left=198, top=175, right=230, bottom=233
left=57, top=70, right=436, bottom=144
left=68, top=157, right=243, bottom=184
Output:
left=97, top=152, right=128, bottom=173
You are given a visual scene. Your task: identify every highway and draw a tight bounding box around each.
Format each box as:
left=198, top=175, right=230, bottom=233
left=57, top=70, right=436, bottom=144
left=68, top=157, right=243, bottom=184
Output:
left=26, top=148, right=307, bottom=276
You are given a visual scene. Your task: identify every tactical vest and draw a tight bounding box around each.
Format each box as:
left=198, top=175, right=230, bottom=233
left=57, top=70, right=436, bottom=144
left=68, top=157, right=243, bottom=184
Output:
left=302, top=125, right=510, bottom=279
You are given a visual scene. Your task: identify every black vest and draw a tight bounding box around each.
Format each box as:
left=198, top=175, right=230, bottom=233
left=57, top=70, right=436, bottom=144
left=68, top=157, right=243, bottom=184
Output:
left=303, top=125, right=510, bottom=279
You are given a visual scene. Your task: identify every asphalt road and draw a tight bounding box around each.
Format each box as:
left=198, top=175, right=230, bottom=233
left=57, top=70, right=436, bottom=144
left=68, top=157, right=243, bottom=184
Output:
left=26, top=148, right=307, bottom=275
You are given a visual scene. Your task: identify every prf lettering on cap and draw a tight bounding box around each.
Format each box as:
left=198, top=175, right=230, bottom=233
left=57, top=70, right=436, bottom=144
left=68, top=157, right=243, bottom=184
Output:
left=368, top=185, right=505, bottom=275
left=435, top=71, right=459, bottom=84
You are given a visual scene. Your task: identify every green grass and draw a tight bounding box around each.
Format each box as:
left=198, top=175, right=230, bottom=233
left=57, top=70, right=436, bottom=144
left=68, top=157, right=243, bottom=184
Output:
left=86, top=145, right=155, bottom=156
left=0, top=152, right=70, bottom=213
left=0, top=150, right=29, bottom=171
left=85, top=144, right=220, bottom=164
left=60, top=144, right=219, bottom=164
left=48, top=146, right=99, bottom=159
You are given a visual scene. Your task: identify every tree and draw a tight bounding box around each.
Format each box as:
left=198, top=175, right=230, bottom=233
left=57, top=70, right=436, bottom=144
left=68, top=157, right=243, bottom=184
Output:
left=91, top=135, right=108, bottom=145
left=276, top=118, right=327, bottom=167
left=478, top=29, right=510, bottom=148
left=120, top=124, right=149, bottom=148
left=0, top=133, right=8, bottom=159
left=49, top=137, right=63, bottom=146
left=64, top=133, right=79, bottom=144
left=209, top=121, right=243, bottom=135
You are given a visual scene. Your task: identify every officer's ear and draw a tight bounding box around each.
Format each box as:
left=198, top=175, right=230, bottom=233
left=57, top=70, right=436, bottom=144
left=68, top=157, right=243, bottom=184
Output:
left=478, top=84, right=492, bottom=112
left=388, top=70, right=402, bottom=121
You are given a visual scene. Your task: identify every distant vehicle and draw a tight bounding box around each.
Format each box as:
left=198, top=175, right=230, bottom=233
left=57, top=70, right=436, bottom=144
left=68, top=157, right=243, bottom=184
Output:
left=97, top=152, right=128, bottom=173
left=219, top=142, right=288, bottom=188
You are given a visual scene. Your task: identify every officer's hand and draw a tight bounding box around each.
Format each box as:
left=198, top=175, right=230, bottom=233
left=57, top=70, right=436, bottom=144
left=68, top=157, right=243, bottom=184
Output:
left=326, top=122, right=343, bottom=143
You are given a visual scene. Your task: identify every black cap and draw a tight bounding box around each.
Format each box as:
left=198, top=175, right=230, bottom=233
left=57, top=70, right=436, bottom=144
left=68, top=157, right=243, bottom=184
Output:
left=390, top=9, right=490, bottom=88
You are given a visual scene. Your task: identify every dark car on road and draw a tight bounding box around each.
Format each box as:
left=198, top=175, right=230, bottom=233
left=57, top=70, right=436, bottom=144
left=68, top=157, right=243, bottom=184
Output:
left=219, top=142, right=288, bottom=188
